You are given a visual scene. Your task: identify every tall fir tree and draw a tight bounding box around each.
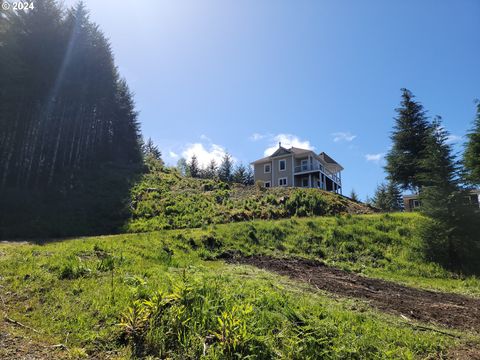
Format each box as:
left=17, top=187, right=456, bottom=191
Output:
left=188, top=155, right=200, bottom=178
left=176, top=158, right=188, bottom=176
left=244, top=165, right=254, bottom=185
left=372, top=184, right=389, bottom=211
left=463, top=101, right=480, bottom=186
left=218, top=153, right=233, bottom=182
left=385, top=181, right=404, bottom=211
left=419, top=119, right=480, bottom=273
left=143, top=138, right=162, bottom=162
left=371, top=181, right=403, bottom=212
left=385, top=89, right=431, bottom=191
left=232, top=163, right=247, bottom=184
left=204, top=159, right=218, bottom=179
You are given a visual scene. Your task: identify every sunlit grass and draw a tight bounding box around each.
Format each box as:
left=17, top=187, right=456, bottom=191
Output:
left=1, top=213, right=479, bottom=358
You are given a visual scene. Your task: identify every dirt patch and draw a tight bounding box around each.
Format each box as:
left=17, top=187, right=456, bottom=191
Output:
left=447, top=345, right=480, bottom=360
left=226, top=255, right=480, bottom=332
left=0, top=321, right=68, bottom=360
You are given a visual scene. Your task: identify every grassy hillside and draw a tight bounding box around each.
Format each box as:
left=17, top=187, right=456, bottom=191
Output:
left=1, top=214, right=479, bottom=358
left=126, top=168, right=373, bottom=232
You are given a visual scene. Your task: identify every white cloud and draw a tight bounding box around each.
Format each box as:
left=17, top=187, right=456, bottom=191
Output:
left=200, top=134, right=211, bottom=142
left=182, top=143, right=233, bottom=167
left=446, top=134, right=462, bottom=144
left=365, top=153, right=385, bottom=163
left=250, top=133, right=267, bottom=141
left=168, top=151, right=179, bottom=159
left=264, top=134, right=314, bottom=156
left=332, top=132, right=357, bottom=143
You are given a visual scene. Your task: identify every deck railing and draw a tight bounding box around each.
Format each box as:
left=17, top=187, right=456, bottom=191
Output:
left=294, top=163, right=340, bottom=184
left=294, top=164, right=324, bottom=173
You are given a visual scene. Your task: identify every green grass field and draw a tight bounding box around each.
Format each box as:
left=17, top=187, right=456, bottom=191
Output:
left=1, top=213, right=479, bottom=358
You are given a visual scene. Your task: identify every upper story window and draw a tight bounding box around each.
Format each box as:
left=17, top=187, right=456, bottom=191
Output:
left=301, top=159, right=308, bottom=171
left=279, top=159, right=286, bottom=171
left=278, top=177, right=287, bottom=186
left=264, top=164, right=271, bottom=173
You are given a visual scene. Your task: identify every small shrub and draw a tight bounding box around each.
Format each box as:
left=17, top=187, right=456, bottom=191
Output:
left=59, top=259, right=91, bottom=280
left=202, top=233, right=223, bottom=251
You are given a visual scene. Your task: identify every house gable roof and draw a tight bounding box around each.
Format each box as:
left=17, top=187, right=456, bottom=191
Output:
left=270, top=146, right=292, bottom=157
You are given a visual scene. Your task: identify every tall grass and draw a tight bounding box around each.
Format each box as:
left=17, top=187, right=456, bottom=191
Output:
left=0, top=213, right=477, bottom=358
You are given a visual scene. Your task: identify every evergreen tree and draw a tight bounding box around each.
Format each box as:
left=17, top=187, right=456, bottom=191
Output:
left=372, top=184, right=389, bottom=211
left=349, top=189, right=359, bottom=202
left=218, top=153, right=233, bottom=182
left=419, top=118, right=458, bottom=191
left=385, top=89, right=431, bottom=191
left=176, top=158, right=188, bottom=176
left=142, top=137, right=163, bottom=172
left=0, top=0, right=143, bottom=238
left=232, top=163, right=247, bottom=184
left=244, top=166, right=254, bottom=185
left=385, top=181, right=404, bottom=211
left=143, top=138, right=162, bottom=162
left=371, top=181, right=403, bottom=212
left=188, top=155, right=200, bottom=178
left=463, top=101, right=480, bottom=186
left=419, top=120, right=480, bottom=273
left=204, top=159, right=218, bottom=179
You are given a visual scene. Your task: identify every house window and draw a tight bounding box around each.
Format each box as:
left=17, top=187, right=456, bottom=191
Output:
left=302, top=178, right=309, bottom=187
left=301, top=159, right=308, bottom=171
left=264, top=164, right=271, bottom=173
left=264, top=181, right=271, bottom=188
left=278, top=177, right=287, bottom=186
left=279, top=159, right=286, bottom=171
left=412, top=200, right=420, bottom=208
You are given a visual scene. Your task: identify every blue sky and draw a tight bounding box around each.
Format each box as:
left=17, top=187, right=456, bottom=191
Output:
left=65, top=0, right=479, bottom=199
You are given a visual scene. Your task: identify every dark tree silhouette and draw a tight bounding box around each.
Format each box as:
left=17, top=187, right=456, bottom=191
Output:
left=0, top=1, right=143, bottom=239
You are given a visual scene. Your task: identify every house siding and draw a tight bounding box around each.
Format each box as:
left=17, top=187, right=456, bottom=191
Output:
left=253, top=162, right=272, bottom=185
left=272, top=155, right=293, bottom=186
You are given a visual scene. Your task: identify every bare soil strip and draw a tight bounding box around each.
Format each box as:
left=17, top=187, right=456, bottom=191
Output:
left=226, top=255, right=480, bottom=332
left=0, top=322, right=68, bottom=360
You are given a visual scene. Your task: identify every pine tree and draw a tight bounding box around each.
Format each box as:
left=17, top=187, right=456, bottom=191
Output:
left=385, top=89, right=431, bottom=191
left=232, top=164, right=247, bottom=184
left=419, top=119, right=480, bottom=273
left=244, top=166, right=254, bottom=185
left=349, top=189, right=359, bottom=202
left=0, top=0, right=143, bottom=238
left=204, top=160, right=218, bottom=179
left=218, top=153, right=233, bottom=182
left=188, top=155, right=200, bottom=178
left=463, top=101, right=480, bottom=186
left=372, top=184, right=389, bottom=211
left=371, top=181, right=403, bottom=212
left=176, top=158, right=188, bottom=176
left=419, top=118, right=458, bottom=192
left=143, top=138, right=162, bottom=161
left=385, top=181, right=404, bottom=211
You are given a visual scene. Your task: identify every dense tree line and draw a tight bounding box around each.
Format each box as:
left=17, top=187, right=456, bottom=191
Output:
left=177, top=153, right=254, bottom=185
left=385, top=89, right=480, bottom=273
left=0, top=1, right=143, bottom=238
